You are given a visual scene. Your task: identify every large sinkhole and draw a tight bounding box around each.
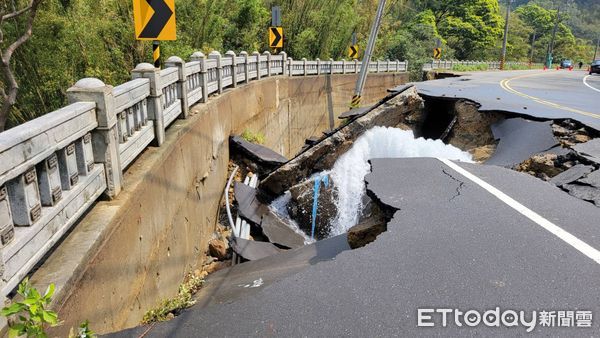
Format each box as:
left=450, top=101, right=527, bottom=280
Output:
left=271, top=126, right=473, bottom=243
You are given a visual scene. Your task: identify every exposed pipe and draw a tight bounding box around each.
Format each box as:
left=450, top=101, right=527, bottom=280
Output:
left=225, top=165, right=239, bottom=235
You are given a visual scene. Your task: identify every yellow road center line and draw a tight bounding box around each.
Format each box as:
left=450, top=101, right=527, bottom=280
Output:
left=499, top=72, right=600, bottom=120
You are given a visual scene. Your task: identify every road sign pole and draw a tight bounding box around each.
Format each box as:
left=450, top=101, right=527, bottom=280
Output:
left=546, top=4, right=561, bottom=69
left=351, top=0, right=386, bottom=109
left=594, top=37, right=599, bottom=62
left=500, top=0, right=511, bottom=70
left=153, top=41, right=161, bottom=68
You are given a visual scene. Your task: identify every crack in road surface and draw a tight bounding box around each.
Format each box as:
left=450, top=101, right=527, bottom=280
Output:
left=442, top=168, right=465, bottom=201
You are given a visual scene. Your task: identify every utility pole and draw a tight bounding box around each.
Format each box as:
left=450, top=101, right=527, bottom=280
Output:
left=350, top=0, right=386, bottom=109
left=546, top=2, right=562, bottom=69
left=529, top=32, right=536, bottom=67
left=500, top=0, right=512, bottom=70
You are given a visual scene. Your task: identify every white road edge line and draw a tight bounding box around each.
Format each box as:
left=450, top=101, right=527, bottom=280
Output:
left=583, top=75, right=600, bottom=93
left=437, top=158, right=600, bottom=265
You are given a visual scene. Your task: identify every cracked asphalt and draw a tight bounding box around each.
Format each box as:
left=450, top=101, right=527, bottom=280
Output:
left=108, top=158, right=600, bottom=337
left=416, top=70, right=600, bottom=131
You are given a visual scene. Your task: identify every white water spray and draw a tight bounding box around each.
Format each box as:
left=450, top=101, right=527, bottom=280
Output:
left=329, top=126, right=473, bottom=235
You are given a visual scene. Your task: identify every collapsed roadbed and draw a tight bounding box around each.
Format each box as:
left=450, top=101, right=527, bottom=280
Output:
left=108, top=71, right=600, bottom=337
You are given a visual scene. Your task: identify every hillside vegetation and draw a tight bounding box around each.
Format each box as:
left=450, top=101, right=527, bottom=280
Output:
left=1, top=0, right=598, bottom=128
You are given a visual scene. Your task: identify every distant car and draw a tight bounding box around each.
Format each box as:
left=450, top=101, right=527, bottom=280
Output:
left=560, top=60, right=573, bottom=69
left=590, top=60, right=600, bottom=75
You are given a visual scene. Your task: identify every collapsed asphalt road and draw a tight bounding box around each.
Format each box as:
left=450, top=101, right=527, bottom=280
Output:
left=108, top=158, right=600, bottom=337
left=416, top=70, right=600, bottom=131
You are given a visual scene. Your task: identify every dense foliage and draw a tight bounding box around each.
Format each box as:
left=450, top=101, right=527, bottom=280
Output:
left=1, top=0, right=598, bottom=128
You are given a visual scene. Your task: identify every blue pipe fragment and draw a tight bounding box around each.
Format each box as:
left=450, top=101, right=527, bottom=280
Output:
left=311, top=174, right=329, bottom=240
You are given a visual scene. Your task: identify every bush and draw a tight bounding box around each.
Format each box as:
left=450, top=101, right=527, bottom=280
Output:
left=451, top=64, right=490, bottom=72
left=241, top=130, right=266, bottom=144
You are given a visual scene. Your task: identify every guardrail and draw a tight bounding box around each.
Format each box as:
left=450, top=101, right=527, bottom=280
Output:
left=422, top=60, right=544, bottom=71
left=0, top=50, right=406, bottom=298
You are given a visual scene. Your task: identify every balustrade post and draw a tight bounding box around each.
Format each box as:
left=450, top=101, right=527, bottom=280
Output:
left=190, top=52, right=209, bottom=103
left=263, top=51, right=272, bottom=77
left=208, top=51, right=223, bottom=94
left=354, top=59, right=359, bottom=74
left=280, top=52, right=287, bottom=76
left=329, top=58, right=334, bottom=74
left=239, top=51, right=250, bottom=84
left=302, top=58, right=308, bottom=76
left=253, top=51, right=261, bottom=80
left=132, top=63, right=165, bottom=147
left=225, top=51, right=237, bottom=88
left=316, top=58, right=321, bottom=75
left=287, top=57, right=293, bottom=76
left=164, top=56, right=189, bottom=119
left=67, top=78, right=123, bottom=199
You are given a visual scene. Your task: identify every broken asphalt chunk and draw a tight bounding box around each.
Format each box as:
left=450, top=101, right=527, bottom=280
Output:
left=261, top=210, right=306, bottom=249
left=229, top=237, right=283, bottom=261
left=230, top=136, right=288, bottom=175
left=234, top=182, right=269, bottom=225
left=549, top=164, right=594, bottom=186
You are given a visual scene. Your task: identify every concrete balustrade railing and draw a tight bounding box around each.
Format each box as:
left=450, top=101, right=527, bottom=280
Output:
left=423, top=60, right=544, bottom=71
left=0, top=50, right=406, bottom=299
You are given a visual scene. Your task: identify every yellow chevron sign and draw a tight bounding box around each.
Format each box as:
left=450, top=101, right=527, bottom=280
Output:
left=133, top=0, right=176, bottom=41
left=348, top=45, right=359, bottom=59
left=434, top=48, right=442, bottom=59
left=269, top=27, right=283, bottom=48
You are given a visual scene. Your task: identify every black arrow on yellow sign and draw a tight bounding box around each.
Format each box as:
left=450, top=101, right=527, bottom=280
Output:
left=269, top=27, right=283, bottom=48
left=139, top=0, right=173, bottom=39
left=349, top=45, right=359, bottom=59
left=434, top=48, right=442, bottom=59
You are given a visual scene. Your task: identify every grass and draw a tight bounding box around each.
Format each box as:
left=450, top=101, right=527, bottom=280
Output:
left=141, top=272, right=205, bottom=324
left=241, top=129, right=266, bottom=144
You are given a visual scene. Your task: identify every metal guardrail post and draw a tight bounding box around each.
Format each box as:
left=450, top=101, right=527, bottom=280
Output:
left=165, top=56, right=189, bottom=119
left=209, top=51, right=223, bottom=94
left=132, top=63, right=165, bottom=146
left=225, top=51, right=237, bottom=88
left=67, top=78, right=123, bottom=198
left=190, top=52, right=209, bottom=104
